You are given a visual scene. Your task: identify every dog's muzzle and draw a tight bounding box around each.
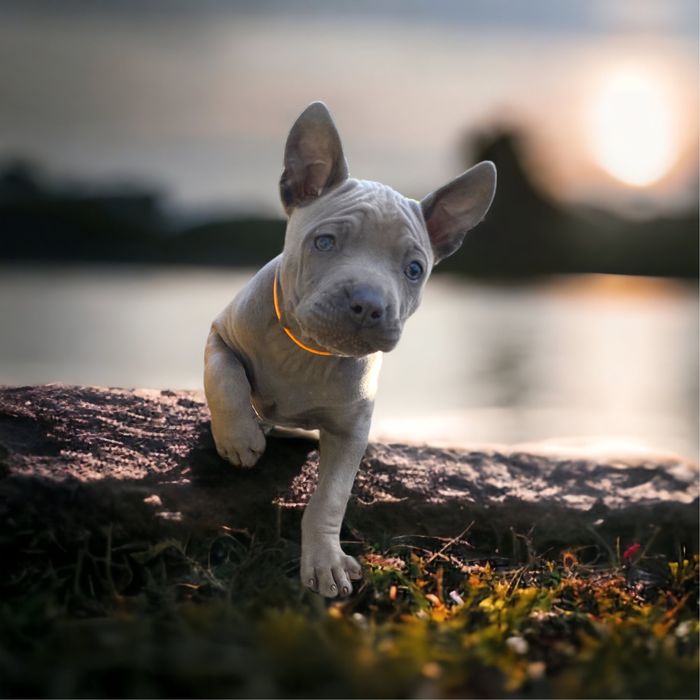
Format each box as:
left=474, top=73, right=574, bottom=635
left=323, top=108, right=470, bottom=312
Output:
left=296, top=286, right=401, bottom=356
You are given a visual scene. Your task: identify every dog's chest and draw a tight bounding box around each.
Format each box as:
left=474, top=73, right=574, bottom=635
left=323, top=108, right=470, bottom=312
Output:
left=246, top=352, right=381, bottom=430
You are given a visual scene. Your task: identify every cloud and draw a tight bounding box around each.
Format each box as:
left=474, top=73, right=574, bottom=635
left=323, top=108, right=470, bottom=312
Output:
left=1, top=0, right=697, bottom=36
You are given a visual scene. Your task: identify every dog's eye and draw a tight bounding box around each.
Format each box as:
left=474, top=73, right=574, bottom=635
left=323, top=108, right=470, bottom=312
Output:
left=405, top=260, right=424, bottom=281
left=314, top=234, right=335, bottom=252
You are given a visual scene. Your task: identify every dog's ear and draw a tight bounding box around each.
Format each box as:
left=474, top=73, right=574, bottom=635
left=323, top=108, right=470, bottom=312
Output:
left=279, top=101, right=349, bottom=215
left=420, top=161, right=496, bottom=264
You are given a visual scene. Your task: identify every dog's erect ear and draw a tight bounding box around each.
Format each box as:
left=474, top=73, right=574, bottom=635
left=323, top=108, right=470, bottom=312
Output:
left=279, top=101, right=349, bottom=215
left=420, top=161, right=497, bottom=264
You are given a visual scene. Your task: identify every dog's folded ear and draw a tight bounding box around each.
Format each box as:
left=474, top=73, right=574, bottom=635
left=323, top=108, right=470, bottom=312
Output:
left=421, top=161, right=497, bottom=264
left=280, top=102, right=349, bottom=215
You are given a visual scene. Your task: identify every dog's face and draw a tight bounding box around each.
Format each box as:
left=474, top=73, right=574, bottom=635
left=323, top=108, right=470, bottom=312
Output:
left=279, top=179, right=431, bottom=356
left=277, top=102, right=496, bottom=357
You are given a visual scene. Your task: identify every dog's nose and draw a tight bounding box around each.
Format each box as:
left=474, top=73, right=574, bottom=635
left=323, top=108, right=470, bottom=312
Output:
left=348, top=288, right=385, bottom=326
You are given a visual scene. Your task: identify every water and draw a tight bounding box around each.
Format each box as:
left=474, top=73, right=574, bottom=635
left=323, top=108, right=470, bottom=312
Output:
left=0, top=265, right=697, bottom=459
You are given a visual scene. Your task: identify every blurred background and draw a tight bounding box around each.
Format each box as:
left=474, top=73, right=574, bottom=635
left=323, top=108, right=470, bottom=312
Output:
left=0, top=0, right=697, bottom=459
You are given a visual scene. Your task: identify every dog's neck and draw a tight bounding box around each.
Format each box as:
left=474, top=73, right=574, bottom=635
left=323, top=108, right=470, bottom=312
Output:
left=272, top=270, right=336, bottom=357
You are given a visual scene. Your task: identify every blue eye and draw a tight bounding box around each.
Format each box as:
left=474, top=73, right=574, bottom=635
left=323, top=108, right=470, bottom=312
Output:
left=405, top=260, right=424, bottom=281
left=314, top=234, right=335, bottom=252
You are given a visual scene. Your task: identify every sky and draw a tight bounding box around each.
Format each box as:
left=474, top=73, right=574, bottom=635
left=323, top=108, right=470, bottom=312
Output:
left=0, top=0, right=697, bottom=217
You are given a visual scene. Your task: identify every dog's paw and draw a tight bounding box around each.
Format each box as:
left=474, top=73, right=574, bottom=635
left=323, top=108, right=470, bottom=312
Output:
left=301, top=544, right=363, bottom=598
left=211, top=420, right=266, bottom=468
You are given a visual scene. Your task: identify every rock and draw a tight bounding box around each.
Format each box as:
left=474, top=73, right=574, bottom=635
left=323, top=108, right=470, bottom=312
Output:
left=0, top=385, right=697, bottom=560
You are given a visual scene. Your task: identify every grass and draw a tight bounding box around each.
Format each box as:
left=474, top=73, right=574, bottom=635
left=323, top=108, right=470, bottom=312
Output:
left=0, top=513, right=698, bottom=699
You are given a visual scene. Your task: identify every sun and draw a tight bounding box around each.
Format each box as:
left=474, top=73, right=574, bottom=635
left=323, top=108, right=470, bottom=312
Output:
left=587, top=67, right=677, bottom=187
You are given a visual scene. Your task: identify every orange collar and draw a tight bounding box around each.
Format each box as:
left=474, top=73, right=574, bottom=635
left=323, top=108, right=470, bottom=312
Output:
left=273, top=271, right=334, bottom=356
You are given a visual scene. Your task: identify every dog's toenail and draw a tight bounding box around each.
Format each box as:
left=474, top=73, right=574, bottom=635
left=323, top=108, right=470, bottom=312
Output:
left=308, top=578, right=316, bottom=587
left=330, top=584, right=337, bottom=591
left=342, top=586, right=349, bottom=595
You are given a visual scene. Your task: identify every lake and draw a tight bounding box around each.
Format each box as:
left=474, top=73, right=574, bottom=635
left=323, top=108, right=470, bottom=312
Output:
left=0, top=265, right=697, bottom=460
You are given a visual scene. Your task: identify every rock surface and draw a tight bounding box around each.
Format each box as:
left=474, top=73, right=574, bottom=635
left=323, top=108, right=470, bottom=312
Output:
left=0, top=385, right=697, bottom=557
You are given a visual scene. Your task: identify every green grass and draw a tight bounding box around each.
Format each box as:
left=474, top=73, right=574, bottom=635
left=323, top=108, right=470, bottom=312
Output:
left=1, top=518, right=697, bottom=698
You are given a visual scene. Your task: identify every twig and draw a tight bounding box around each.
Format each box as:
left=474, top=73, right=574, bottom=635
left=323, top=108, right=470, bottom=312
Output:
left=424, top=521, right=475, bottom=566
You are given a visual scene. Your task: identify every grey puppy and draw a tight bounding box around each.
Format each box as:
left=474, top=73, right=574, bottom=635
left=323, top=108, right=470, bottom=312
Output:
left=204, top=102, right=496, bottom=598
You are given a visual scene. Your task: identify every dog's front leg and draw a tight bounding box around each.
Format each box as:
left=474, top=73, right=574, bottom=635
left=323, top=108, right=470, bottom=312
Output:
left=204, top=328, right=266, bottom=467
left=301, top=418, right=370, bottom=598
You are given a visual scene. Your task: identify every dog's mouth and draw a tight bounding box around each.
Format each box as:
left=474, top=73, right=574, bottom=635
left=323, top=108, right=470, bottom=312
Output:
left=340, top=331, right=400, bottom=356
left=296, top=314, right=401, bottom=357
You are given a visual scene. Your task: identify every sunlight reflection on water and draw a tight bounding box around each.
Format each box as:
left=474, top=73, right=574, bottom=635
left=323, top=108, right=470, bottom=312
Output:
left=0, top=266, right=696, bottom=459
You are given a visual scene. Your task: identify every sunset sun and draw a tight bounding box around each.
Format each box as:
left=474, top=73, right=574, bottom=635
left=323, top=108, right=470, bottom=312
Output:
left=587, top=67, right=677, bottom=187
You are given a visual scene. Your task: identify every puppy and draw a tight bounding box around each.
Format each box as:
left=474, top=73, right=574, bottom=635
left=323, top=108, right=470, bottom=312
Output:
left=204, top=102, right=496, bottom=597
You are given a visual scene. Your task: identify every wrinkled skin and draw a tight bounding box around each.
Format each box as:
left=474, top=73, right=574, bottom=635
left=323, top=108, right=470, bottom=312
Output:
left=204, top=102, right=496, bottom=597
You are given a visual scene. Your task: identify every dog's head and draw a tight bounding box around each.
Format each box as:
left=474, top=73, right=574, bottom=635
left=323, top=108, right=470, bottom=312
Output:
left=277, top=102, right=496, bottom=357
